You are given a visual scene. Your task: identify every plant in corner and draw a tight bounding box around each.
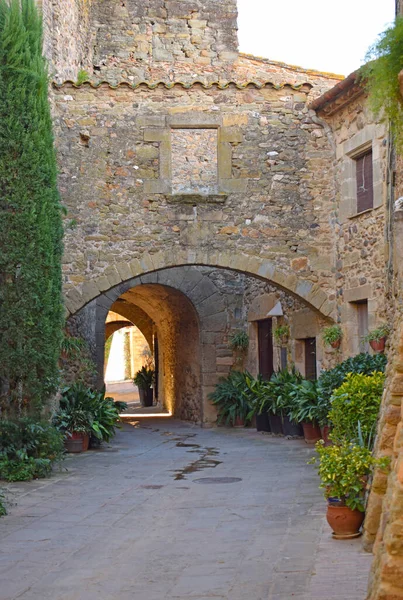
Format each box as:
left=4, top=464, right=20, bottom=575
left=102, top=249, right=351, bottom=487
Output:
left=327, top=371, right=385, bottom=449
left=322, top=325, right=343, bottom=349
left=364, top=324, right=390, bottom=353
left=209, top=370, right=254, bottom=427
left=133, top=367, right=155, bottom=407
left=310, top=440, right=389, bottom=539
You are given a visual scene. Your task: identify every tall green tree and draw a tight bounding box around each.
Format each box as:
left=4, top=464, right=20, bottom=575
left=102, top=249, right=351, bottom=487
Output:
left=0, top=0, right=63, bottom=414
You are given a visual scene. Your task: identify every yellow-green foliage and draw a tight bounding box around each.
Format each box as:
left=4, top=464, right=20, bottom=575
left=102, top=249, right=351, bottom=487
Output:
left=312, top=440, right=389, bottom=511
left=362, top=17, right=403, bottom=149
left=328, top=372, right=385, bottom=447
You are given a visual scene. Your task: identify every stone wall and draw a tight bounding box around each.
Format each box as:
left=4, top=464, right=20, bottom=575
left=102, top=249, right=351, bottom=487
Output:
left=91, top=0, right=238, bottom=83
left=53, top=79, right=338, bottom=318
left=319, top=93, right=390, bottom=358
left=41, top=0, right=94, bottom=82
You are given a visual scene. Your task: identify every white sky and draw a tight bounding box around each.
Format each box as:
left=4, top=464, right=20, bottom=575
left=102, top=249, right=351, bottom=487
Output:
left=237, top=0, right=396, bottom=76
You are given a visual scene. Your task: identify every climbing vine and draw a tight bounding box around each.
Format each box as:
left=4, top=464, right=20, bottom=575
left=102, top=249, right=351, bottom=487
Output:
left=0, top=0, right=64, bottom=414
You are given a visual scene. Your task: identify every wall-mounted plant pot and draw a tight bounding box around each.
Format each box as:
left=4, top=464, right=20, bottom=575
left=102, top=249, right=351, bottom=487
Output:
left=268, top=413, right=283, bottom=435
left=139, top=387, right=154, bottom=407
left=326, top=501, right=364, bottom=539
left=330, top=339, right=341, bottom=349
left=282, top=416, right=303, bottom=437
left=302, top=422, right=321, bottom=444
left=256, top=412, right=271, bottom=432
left=64, top=432, right=89, bottom=453
left=369, top=338, right=386, bottom=353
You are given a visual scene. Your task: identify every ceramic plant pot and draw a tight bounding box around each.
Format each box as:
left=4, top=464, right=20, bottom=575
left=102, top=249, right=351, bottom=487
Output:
left=268, top=413, right=283, bottom=435
left=233, top=416, right=245, bottom=428
left=326, top=502, right=365, bottom=539
left=302, top=421, right=322, bottom=444
left=330, top=339, right=341, bottom=349
left=282, top=416, right=303, bottom=437
left=64, top=432, right=89, bottom=453
left=369, top=338, right=386, bottom=353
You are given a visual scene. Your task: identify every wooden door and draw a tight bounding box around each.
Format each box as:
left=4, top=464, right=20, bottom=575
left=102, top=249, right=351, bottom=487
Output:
left=258, top=319, right=274, bottom=381
left=304, top=338, right=317, bottom=380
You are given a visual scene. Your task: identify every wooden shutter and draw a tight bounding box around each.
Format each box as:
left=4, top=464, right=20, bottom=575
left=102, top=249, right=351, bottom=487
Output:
left=304, top=338, right=317, bottom=381
left=258, top=320, right=274, bottom=381
left=356, top=150, right=374, bottom=213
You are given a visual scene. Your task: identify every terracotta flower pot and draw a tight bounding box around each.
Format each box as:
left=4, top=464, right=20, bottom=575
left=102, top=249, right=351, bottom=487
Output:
left=233, top=416, right=245, bottom=428
left=320, top=425, right=332, bottom=446
left=369, top=338, right=386, bottom=353
left=326, top=502, right=365, bottom=539
left=64, top=432, right=89, bottom=453
left=330, top=339, right=341, bottom=349
left=302, top=421, right=322, bottom=444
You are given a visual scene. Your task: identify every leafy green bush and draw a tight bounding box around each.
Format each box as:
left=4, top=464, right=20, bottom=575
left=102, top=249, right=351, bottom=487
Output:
left=209, top=371, right=254, bottom=426
left=311, top=440, right=389, bottom=512
left=228, top=331, right=249, bottom=352
left=53, top=384, right=127, bottom=444
left=0, top=490, right=6, bottom=516
left=288, top=379, right=320, bottom=424
left=133, top=367, right=154, bottom=389
left=0, top=418, right=64, bottom=481
left=362, top=17, right=403, bottom=150
left=317, top=353, right=387, bottom=424
left=328, top=372, right=385, bottom=447
left=0, top=0, right=63, bottom=414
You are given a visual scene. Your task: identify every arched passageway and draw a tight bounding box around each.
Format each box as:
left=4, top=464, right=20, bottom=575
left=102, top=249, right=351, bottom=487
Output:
left=67, top=265, right=336, bottom=425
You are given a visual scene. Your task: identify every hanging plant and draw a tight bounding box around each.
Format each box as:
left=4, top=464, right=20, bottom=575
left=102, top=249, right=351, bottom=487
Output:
left=361, top=17, right=403, bottom=149
left=322, top=325, right=343, bottom=349
left=228, top=331, right=249, bottom=353
left=273, top=324, right=290, bottom=345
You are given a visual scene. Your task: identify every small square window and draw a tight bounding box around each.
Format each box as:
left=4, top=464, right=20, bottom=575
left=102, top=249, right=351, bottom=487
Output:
left=355, top=150, right=374, bottom=213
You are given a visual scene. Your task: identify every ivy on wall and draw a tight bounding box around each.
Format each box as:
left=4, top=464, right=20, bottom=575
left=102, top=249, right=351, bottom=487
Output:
left=0, top=0, right=63, bottom=414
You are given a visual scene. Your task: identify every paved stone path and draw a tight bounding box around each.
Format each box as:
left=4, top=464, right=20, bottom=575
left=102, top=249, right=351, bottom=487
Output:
left=0, top=419, right=371, bottom=600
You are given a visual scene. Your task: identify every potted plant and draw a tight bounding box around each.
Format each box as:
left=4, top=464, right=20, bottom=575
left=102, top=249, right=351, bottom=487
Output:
left=288, top=379, right=322, bottom=443
left=273, top=324, right=290, bottom=346
left=245, top=375, right=271, bottom=432
left=310, top=440, right=389, bottom=539
left=133, top=366, right=155, bottom=407
left=209, top=370, right=254, bottom=427
left=364, top=324, right=390, bottom=353
left=53, top=384, right=94, bottom=452
left=322, top=325, right=343, bottom=349
left=269, top=369, right=303, bottom=437
left=327, top=371, right=385, bottom=449
left=228, top=330, right=249, bottom=369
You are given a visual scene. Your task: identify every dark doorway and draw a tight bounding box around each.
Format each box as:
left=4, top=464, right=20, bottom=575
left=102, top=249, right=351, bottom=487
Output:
left=258, top=319, right=274, bottom=381
left=304, top=338, right=317, bottom=380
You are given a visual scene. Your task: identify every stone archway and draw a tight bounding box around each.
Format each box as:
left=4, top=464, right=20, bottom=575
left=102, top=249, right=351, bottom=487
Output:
left=63, top=251, right=335, bottom=320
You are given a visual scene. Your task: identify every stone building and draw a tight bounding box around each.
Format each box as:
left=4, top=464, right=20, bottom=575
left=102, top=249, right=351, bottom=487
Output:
left=31, top=0, right=403, bottom=598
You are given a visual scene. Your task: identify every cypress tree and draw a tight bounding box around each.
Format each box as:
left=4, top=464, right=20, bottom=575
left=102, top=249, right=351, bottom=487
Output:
left=0, top=0, right=63, bottom=414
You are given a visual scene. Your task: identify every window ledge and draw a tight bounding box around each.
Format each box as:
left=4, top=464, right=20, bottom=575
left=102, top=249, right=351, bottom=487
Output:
left=348, top=204, right=383, bottom=220
left=167, top=193, right=228, bottom=204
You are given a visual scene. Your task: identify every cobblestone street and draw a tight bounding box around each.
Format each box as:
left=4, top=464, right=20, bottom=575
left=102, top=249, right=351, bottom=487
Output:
left=0, top=420, right=371, bottom=600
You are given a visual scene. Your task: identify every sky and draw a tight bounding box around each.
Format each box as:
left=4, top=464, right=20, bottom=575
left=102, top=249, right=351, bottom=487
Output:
left=237, top=0, right=396, bottom=76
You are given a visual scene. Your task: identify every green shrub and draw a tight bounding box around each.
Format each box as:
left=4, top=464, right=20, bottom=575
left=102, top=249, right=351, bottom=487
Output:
left=317, top=353, right=387, bottom=424
left=362, top=17, right=403, bottom=151
left=328, top=372, right=385, bottom=447
left=0, top=418, right=64, bottom=481
left=288, top=379, right=320, bottom=424
left=209, top=370, right=254, bottom=426
left=310, top=440, right=389, bottom=512
left=0, top=0, right=63, bottom=414
left=0, top=490, right=6, bottom=516
left=53, top=384, right=127, bottom=444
